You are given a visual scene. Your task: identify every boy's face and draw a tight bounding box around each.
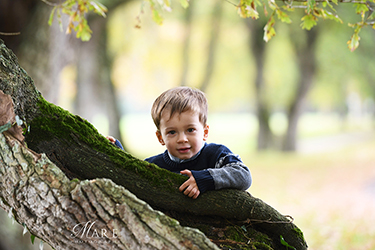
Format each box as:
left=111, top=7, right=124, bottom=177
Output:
left=156, top=109, right=209, bottom=160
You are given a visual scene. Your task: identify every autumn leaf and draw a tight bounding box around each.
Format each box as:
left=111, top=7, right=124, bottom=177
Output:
left=347, top=25, right=361, bottom=52
left=264, top=14, right=276, bottom=42
left=301, top=14, right=317, bottom=30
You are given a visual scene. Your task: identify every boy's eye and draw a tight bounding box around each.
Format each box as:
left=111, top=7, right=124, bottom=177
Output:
left=167, top=130, right=176, bottom=135
left=187, top=128, right=195, bottom=133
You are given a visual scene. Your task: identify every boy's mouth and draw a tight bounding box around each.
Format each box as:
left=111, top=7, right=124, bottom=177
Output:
left=177, top=147, right=191, bottom=154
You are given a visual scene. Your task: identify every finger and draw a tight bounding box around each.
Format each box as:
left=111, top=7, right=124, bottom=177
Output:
left=192, top=190, right=200, bottom=199
left=184, top=186, right=192, bottom=196
left=188, top=189, right=199, bottom=199
left=179, top=181, right=189, bottom=192
left=180, top=169, right=191, bottom=176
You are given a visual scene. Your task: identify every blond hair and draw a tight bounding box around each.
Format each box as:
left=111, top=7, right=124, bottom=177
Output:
left=151, top=87, right=208, bottom=130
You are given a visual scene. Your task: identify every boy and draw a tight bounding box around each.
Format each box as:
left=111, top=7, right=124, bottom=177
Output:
left=109, top=87, right=252, bottom=199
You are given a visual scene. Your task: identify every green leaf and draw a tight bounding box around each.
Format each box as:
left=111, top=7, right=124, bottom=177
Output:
left=0, top=122, right=11, bottom=134
left=347, top=27, right=361, bottom=52
left=30, top=234, right=36, bottom=244
left=76, top=21, right=92, bottom=42
left=301, top=14, right=317, bottom=30
left=307, top=0, right=316, bottom=14
left=152, top=9, right=164, bottom=25
left=48, top=6, right=57, bottom=26
left=320, top=9, right=343, bottom=23
left=354, top=3, right=369, bottom=14
left=180, top=0, right=189, bottom=9
left=276, top=9, right=291, bottom=23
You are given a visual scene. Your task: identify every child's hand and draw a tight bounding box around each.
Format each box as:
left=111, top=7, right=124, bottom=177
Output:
left=106, top=136, right=116, bottom=144
left=179, top=170, right=200, bottom=199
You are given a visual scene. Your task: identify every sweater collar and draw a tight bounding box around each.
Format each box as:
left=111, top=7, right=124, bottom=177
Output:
left=168, top=143, right=206, bottom=163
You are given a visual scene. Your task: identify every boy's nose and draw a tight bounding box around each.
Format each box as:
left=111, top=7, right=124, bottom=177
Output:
left=177, top=133, right=188, bottom=142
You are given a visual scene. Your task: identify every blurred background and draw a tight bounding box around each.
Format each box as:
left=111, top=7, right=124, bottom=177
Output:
left=0, top=0, right=374, bottom=249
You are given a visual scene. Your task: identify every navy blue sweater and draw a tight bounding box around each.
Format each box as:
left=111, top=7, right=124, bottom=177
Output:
left=145, top=143, right=252, bottom=194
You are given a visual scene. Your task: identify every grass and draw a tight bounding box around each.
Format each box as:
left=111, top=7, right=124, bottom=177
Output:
left=244, top=141, right=375, bottom=250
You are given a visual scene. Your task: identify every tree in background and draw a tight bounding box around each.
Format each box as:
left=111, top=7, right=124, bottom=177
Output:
left=0, top=0, right=126, bottom=147
left=198, top=0, right=224, bottom=92
left=179, top=0, right=194, bottom=87
left=283, top=25, right=319, bottom=151
left=244, top=17, right=275, bottom=150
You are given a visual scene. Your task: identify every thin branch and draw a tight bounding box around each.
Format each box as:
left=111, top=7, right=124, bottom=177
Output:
left=40, top=0, right=60, bottom=7
left=0, top=32, right=21, bottom=36
left=223, top=0, right=237, bottom=7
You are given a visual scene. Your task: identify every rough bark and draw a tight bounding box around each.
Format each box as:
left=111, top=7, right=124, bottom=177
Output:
left=0, top=132, right=217, bottom=250
left=0, top=40, right=307, bottom=250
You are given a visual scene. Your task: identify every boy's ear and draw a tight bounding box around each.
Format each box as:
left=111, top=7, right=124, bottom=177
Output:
left=156, top=131, right=165, bottom=145
left=203, top=124, right=209, bottom=141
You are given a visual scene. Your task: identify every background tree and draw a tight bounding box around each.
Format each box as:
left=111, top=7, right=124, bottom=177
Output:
left=244, top=17, right=274, bottom=151
left=282, top=25, right=319, bottom=151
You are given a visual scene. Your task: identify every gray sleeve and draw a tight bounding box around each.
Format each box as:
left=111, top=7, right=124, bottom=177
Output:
left=207, top=154, right=252, bottom=190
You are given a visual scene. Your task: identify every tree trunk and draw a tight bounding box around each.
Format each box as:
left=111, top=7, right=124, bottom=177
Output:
left=245, top=18, right=274, bottom=151
left=74, top=15, right=123, bottom=142
left=282, top=28, right=318, bottom=151
left=199, top=0, right=223, bottom=93
left=0, top=40, right=307, bottom=250
left=179, top=0, right=195, bottom=87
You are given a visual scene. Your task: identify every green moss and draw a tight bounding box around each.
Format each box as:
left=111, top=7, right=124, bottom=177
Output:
left=292, top=226, right=306, bottom=245
left=226, top=226, right=244, bottom=242
left=252, top=242, right=273, bottom=250
left=27, top=97, right=187, bottom=191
